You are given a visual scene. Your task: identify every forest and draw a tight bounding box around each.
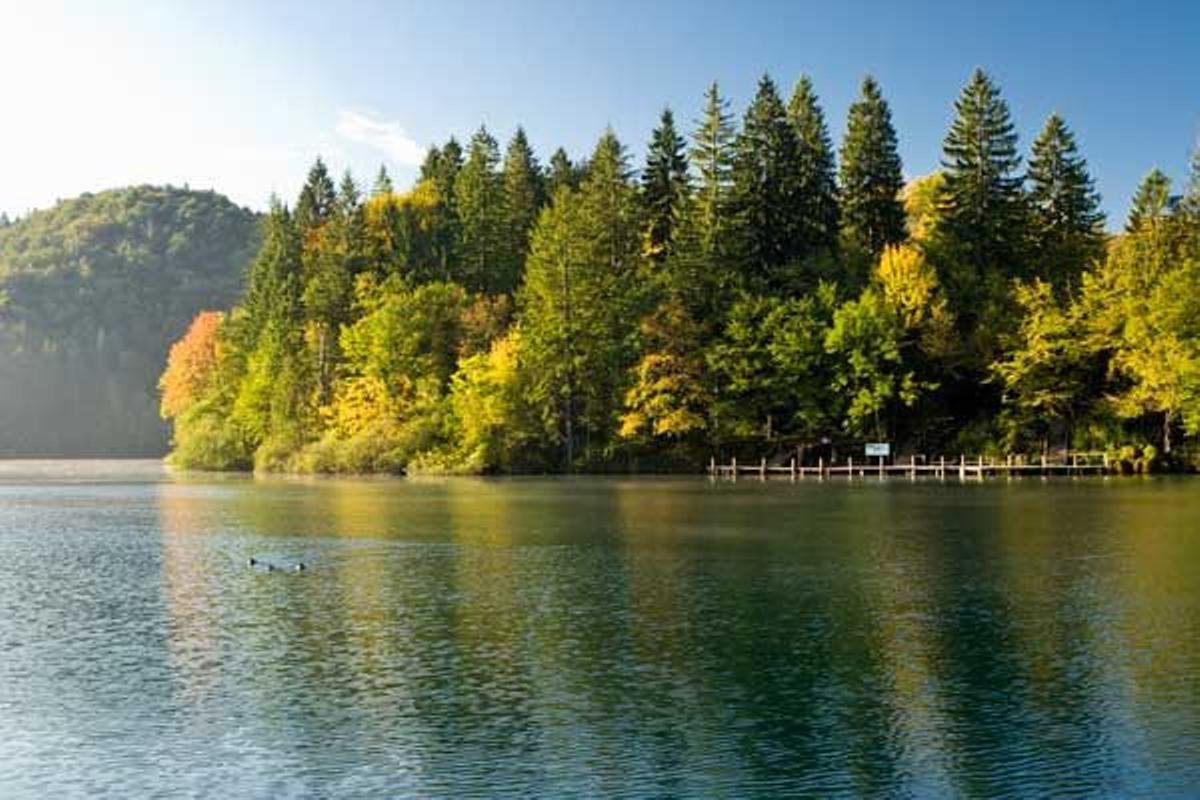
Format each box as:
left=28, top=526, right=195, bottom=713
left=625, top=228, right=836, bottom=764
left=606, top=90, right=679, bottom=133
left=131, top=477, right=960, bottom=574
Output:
left=160, top=69, right=1200, bottom=474
left=0, top=186, right=259, bottom=455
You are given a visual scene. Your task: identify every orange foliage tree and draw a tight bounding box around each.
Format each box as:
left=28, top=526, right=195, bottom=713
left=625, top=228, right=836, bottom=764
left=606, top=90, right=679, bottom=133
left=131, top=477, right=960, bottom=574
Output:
left=159, top=311, right=224, bottom=418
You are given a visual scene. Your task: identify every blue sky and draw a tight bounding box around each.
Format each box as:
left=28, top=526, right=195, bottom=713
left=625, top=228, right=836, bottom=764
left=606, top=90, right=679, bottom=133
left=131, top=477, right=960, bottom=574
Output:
left=1, top=0, right=1196, bottom=226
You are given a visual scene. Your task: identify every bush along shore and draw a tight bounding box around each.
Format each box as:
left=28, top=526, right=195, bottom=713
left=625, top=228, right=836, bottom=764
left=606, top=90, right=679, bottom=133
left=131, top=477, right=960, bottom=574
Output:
left=159, top=69, right=1200, bottom=475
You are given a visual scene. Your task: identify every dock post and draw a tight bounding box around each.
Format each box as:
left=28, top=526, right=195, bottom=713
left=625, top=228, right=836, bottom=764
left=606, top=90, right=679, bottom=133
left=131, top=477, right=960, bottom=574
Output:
left=848, top=456, right=853, bottom=480
left=911, top=454, right=917, bottom=479
left=1103, top=451, right=1109, bottom=472
left=731, top=456, right=737, bottom=481
left=709, top=456, right=716, bottom=476
left=790, top=457, right=796, bottom=481
left=818, top=456, right=825, bottom=480
left=939, top=455, right=945, bottom=479
left=958, top=454, right=965, bottom=481
left=760, top=457, right=766, bottom=480
left=1041, top=453, right=1046, bottom=476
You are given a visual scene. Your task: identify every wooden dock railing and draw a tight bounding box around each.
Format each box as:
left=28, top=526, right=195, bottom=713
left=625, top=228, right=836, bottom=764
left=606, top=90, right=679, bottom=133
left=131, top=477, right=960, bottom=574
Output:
left=708, top=452, right=1110, bottom=480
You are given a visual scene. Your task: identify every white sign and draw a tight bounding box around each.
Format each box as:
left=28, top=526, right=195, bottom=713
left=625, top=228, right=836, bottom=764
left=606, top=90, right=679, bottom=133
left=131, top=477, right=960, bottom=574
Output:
left=865, top=442, right=890, bottom=457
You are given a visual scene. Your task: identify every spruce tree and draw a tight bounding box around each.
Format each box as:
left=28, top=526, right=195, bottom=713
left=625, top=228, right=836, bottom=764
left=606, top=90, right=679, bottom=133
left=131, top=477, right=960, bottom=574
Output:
left=546, top=148, right=581, bottom=197
left=839, top=76, right=906, bottom=258
left=521, top=129, right=641, bottom=468
left=787, top=75, right=840, bottom=258
left=419, top=137, right=464, bottom=278
left=939, top=69, right=1027, bottom=277
left=372, top=165, right=394, bottom=197
left=690, top=82, right=735, bottom=258
left=641, top=107, right=691, bottom=263
left=500, top=127, right=545, bottom=286
left=455, top=126, right=506, bottom=292
left=1126, top=168, right=1173, bottom=232
left=728, top=74, right=802, bottom=288
left=1026, top=113, right=1104, bottom=283
left=294, top=158, right=337, bottom=234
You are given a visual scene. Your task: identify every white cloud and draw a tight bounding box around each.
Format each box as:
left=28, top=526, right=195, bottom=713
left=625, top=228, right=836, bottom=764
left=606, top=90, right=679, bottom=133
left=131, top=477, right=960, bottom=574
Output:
left=335, top=110, right=425, bottom=166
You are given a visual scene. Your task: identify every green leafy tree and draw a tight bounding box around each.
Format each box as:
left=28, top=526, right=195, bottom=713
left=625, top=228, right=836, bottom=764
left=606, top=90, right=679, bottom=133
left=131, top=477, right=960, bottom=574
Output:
left=1026, top=113, right=1105, bottom=285
left=839, top=76, right=906, bottom=258
left=500, top=127, right=546, bottom=286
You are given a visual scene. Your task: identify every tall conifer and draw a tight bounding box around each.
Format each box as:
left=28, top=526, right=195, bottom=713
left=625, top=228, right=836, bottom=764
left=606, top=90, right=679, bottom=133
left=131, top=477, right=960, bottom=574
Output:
left=1026, top=113, right=1104, bottom=282
left=729, top=74, right=802, bottom=287
left=839, top=76, right=906, bottom=257
left=690, top=82, right=735, bottom=258
left=641, top=108, right=691, bottom=263
left=939, top=69, right=1027, bottom=276
left=787, top=75, right=840, bottom=257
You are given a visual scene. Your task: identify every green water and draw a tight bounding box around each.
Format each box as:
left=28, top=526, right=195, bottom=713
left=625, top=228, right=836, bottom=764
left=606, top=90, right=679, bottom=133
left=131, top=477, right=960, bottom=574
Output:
left=1, top=462, right=1199, bottom=797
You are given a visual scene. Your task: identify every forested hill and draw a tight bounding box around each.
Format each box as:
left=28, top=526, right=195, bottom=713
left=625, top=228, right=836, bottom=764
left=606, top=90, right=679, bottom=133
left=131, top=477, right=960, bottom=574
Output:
left=0, top=186, right=259, bottom=455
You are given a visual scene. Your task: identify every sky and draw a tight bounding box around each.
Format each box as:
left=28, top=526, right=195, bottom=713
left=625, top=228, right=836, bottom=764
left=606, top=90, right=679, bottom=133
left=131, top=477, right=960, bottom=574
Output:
left=0, top=0, right=1197, bottom=225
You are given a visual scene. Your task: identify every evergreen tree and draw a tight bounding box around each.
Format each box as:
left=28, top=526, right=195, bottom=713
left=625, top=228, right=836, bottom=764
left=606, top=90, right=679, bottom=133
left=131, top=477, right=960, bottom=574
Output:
left=420, top=137, right=464, bottom=274
left=641, top=108, right=691, bottom=264
left=1026, top=113, right=1105, bottom=284
left=839, top=76, right=906, bottom=258
left=454, top=126, right=506, bottom=293
left=1126, top=168, right=1173, bottom=232
left=939, top=69, right=1027, bottom=278
left=500, top=127, right=545, bottom=286
left=372, top=165, right=394, bottom=197
left=728, top=74, right=803, bottom=288
left=245, top=199, right=303, bottom=335
left=294, top=157, right=337, bottom=234
left=546, top=147, right=582, bottom=197
left=690, top=81, right=735, bottom=258
left=520, top=129, right=642, bottom=468
left=787, top=75, right=840, bottom=258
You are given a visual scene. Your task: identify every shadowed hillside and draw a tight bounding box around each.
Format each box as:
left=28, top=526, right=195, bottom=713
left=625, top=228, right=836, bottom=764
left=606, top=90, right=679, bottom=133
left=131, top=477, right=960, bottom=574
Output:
left=0, top=186, right=259, bottom=455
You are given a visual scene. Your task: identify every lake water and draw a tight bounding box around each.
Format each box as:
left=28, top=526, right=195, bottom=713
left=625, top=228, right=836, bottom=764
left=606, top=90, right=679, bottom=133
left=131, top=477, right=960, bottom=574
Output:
left=1, top=462, right=1199, bottom=797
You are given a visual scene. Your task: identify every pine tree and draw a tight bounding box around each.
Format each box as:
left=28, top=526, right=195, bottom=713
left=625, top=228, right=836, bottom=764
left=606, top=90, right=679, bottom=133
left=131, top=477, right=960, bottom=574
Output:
left=455, top=126, right=506, bottom=293
left=641, top=108, right=691, bottom=263
left=728, top=74, right=803, bottom=288
left=839, top=76, right=906, bottom=258
left=294, top=158, right=337, bottom=234
left=520, top=129, right=642, bottom=468
left=1181, top=141, right=1200, bottom=220
left=1126, top=168, right=1173, bottom=232
left=1026, top=113, right=1105, bottom=283
left=787, top=75, right=840, bottom=258
left=939, top=69, right=1027, bottom=277
left=421, top=138, right=464, bottom=274
left=245, top=198, right=303, bottom=335
left=546, top=148, right=581, bottom=197
left=690, top=82, right=735, bottom=258
left=372, top=165, right=394, bottom=197
left=499, top=127, right=545, bottom=287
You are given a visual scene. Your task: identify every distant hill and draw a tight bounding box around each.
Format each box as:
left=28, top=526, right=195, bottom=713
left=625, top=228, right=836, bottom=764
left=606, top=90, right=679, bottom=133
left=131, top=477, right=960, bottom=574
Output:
left=0, top=185, right=260, bottom=456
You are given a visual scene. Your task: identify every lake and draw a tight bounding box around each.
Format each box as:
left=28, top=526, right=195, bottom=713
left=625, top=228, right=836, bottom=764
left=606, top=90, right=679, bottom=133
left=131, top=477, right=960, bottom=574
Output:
left=1, top=462, right=1199, bottom=797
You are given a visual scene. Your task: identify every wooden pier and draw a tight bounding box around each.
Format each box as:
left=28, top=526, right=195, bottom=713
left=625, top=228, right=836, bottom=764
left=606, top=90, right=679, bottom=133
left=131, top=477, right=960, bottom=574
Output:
left=708, top=452, right=1110, bottom=480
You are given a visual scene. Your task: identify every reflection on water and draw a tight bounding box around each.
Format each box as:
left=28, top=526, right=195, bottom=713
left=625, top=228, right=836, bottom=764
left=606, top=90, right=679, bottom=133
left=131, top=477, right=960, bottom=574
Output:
left=1, top=467, right=1200, bottom=796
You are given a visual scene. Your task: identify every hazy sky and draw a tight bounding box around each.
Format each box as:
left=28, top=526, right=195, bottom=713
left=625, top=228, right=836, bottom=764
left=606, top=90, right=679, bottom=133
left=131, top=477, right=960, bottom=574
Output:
left=1, top=0, right=1197, bottom=224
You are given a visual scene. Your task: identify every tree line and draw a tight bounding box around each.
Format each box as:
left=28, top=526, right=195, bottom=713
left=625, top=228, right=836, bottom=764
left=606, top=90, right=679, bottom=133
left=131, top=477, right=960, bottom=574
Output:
left=160, top=68, right=1200, bottom=473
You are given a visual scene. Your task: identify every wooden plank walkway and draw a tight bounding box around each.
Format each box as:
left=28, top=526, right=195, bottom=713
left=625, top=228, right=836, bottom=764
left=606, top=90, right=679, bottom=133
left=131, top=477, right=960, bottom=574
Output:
left=708, top=453, right=1110, bottom=480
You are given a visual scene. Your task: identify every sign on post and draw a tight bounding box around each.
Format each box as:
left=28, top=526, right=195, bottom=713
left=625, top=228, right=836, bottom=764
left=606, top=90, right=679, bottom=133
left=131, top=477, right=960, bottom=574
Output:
left=865, top=442, right=890, bottom=458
